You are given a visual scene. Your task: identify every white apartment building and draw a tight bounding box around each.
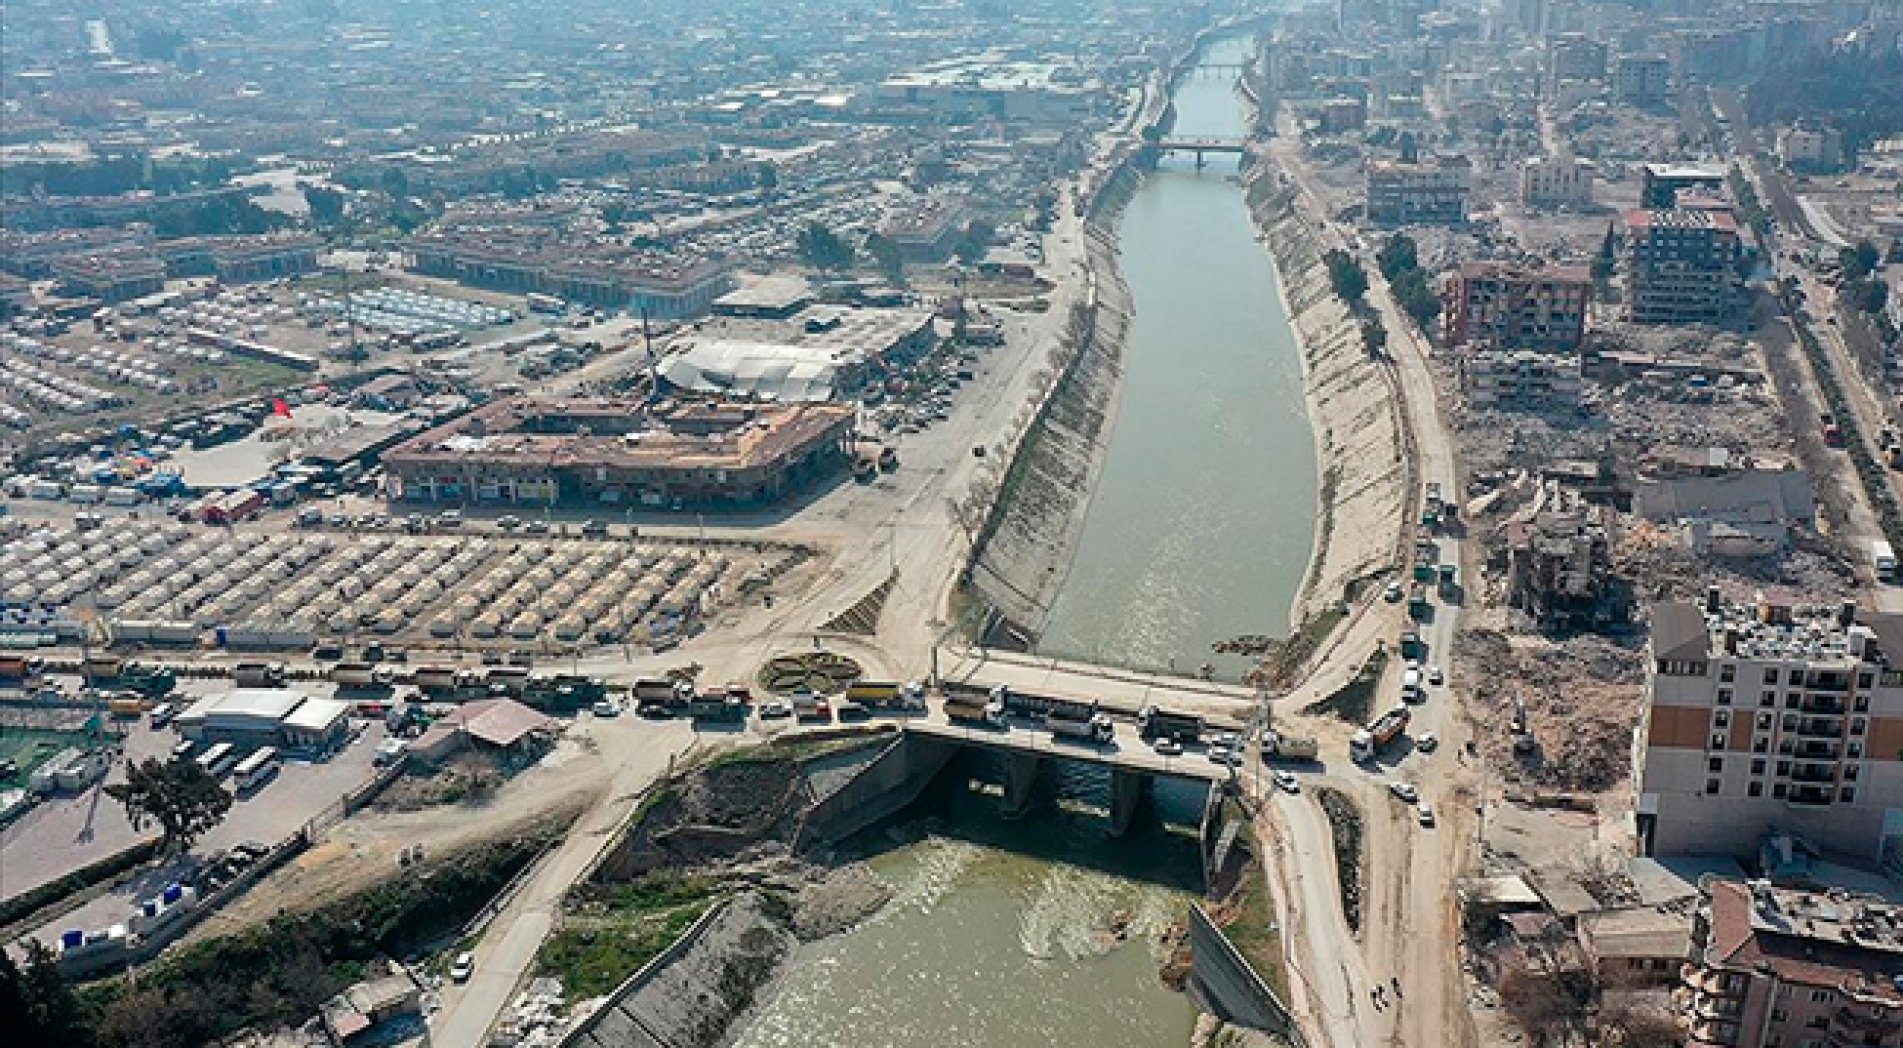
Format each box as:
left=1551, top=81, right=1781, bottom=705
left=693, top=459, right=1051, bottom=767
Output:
left=1365, top=156, right=1472, bottom=225
left=1637, top=590, right=1903, bottom=863
left=1519, top=154, right=1594, bottom=208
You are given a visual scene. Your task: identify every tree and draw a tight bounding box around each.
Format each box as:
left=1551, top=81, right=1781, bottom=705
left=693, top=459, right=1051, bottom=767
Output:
left=379, top=166, right=410, bottom=201
left=953, top=218, right=996, bottom=265
left=1849, top=276, right=1889, bottom=315
left=864, top=232, right=905, bottom=283
left=1841, top=239, right=1881, bottom=281
left=600, top=200, right=628, bottom=232
left=756, top=165, right=778, bottom=193
left=106, top=756, right=232, bottom=854
left=0, top=941, right=89, bottom=1046
left=1324, top=248, right=1368, bottom=305
left=1361, top=316, right=1387, bottom=357
left=797, top=222, right=854, bottom=271
left=1376, top=232, right=1418, bottom=280
left=303, top=185, right=347, bottom=229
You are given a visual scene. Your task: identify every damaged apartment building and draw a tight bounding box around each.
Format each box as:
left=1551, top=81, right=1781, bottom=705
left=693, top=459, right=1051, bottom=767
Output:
left=1497, top=482, right=1628, bottom=632
left=1442, top=261, right=1592, bottom=410
left=1633, top=446, right=1815, bottom=559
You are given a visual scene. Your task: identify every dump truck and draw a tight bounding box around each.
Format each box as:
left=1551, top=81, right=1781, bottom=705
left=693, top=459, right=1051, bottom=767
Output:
left=1421, top=482, right=1444, bottom=530
left=1349, top=706, right=1411, bottom=762
left=634, top=678, right=691, bottom=717
left=412, top=666, right=461, bottom=693
left=945, top=693, right=1006, bottom=728
left=107, top=696, right=147, bottom=719
left=522, top=674, right=606, bottom=710
left=328, top=663, right=383, bottom=687
left=687, top=693, right=747, bottom=723
left=0, top=655, right=41, bottom=686
left=846, top=680, right=903, bottom=708
left=1407, top=583, right=1431, bottom=619
left=1139, top=705, right=1204, bottom=743
left=791, top=691, right=831, bottom=722
left=1262, top=732, right=1320, bottom=762
left=82, top=658, right=175, bottom=698
left=1398, top=628, right=1424, bottom=660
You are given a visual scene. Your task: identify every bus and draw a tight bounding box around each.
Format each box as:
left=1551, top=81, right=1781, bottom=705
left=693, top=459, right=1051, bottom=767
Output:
left=195, top=742, right=238, bottom=778
left=232, top=747, right=280, bottom=793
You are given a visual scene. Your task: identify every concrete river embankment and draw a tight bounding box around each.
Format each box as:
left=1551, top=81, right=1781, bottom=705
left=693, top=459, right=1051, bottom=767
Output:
left=1035, top=35, right=1319, bottom=678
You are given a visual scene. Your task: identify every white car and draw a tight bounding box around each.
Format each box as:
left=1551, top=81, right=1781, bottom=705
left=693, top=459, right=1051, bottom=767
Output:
left=1207, top=746, right=1241, bottom=767
left=1427, top=665, right=1444, bottom=686
left=758, top=699, right=792, bottom=720
left=1416, top=732, right=1439, bottom=753
left=1270, top=771, right=1300, bottom=794
left=1384, top=581, right=1403, bottom=602
left=1389, top=781, right=1419, bottom=803
left=449, top=952, right=474, bottom=983
left=1416, top=803, right=1436, bottom=827
left=1152, top=737, right=1183, bottom=756
left=591, top=699, right=620, bottom=718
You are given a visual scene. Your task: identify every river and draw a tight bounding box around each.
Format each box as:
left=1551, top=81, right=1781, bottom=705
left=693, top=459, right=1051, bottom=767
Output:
left=732, top=38, right=1293, bottom=1048
left=732, top=756, right=1206, bottom=1048
left=1041, top=34, right=1318, bottom=679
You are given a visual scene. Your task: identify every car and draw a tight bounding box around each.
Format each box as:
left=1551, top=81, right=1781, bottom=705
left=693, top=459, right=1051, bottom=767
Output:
left=497, top=515, right=523, bottom=530
left=591, top=699, right=620, bottom=718
left=1211, top=731, right=1241, bottom=749
left=1416, top=732, right=1439, bottom=753
left=1152, top=737, right=1183, bottom=756
left=1427, top=665, right=1444, bottom=686
left=1270, top=771, right=1300, bottom=794
left=449, top=952, right=474, bottom=983
left=1384, top=581, right=1403, bottom=602
left=172, top=739, right=197, bottom=760
left=1389, top=781, right=1419, bottom=803
left=580, top=519, right=607, bottom=536
left=525, top=519, right=550, bottom=534
left=1207, top=746, right=1241, bottom=767
left=972, top=445, right=987, bottom=457
left=758, top=699, right=792, bottom=720
left=1416, top=803, right=1435, bottom=827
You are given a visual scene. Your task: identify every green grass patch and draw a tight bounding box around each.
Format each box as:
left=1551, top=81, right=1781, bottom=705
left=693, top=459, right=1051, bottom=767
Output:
left=0, top=729, right=98, bottom=781
left=1219, top=822, right=1290, bottom=1003
left=536, top=903, right=711, bottom=1001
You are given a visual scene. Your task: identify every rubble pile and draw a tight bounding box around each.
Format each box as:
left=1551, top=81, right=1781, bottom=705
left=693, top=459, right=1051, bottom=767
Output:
left=1456, top=627, right=1646, bottom=791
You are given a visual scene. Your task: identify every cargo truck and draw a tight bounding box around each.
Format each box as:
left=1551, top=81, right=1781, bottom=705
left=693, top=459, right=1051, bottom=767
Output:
left=0, top=655, right=41, bottom=687
left=1049, top=711, right=1114, bottom=745
left=1138, top=704, right=1205, bottom=743
left=845, top=680, right=903, bottom=708
left=328, top=663, right=386, bottom=687
left=945, top=693, right=1006, bottom=728
left=81, top=658, right=174, bottom=698
left=1349, top=706, right=1411, bottom=762
left=687, top=693, right=748, bottom=723
left=412, top=666, right=461, bottom=693
left=1875, top=540, right=1897, bottom=582
left=522, top=674, right=606, bottom=710
left=791, top=690, right=832, bottom=721
left=231, top=662, right=286, bottom=688
left=1261, top=732, right=1320, bottom=762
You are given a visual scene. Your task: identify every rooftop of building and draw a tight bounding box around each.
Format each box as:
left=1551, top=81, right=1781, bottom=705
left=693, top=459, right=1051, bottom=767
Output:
left=1455, top=259, right=1592, bottom=284
left=1703, top=879, right=1903, bottom=1001
left=711, top=275, right=814, bottom=315
left=384, top=395, right=855, bottom=473
left=1652, top=590, right=1903, bottom=665
left=1641, top=162, right=1725, bottom=180
left=1624, top=207, right=1739, bottom=233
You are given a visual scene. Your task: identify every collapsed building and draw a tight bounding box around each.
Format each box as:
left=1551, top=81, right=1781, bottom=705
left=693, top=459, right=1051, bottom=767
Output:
left=1497, top=483, right=1629, bottom=632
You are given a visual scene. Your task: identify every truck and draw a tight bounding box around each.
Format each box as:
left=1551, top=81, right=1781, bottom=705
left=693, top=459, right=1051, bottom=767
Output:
left=791, top=690, right=831, bottom=721
left=1398, top=628, right=1424, bottom=660
left=412, top=665, right=461, bottom=693
left=522, top=674, right=606, bottom=710
left=1407, top=583, right=1431, bottom=619
left=328, top=662, right=386, bottom=688
left=846, top=680, right=903, bottom=708
left=107, top=696, right=147, bottom=719
left=1261, top=732, right=1320, bottom=762
left=1138, top=704, right=1205, bottom=743
left=1049, top=710, right=1114, bottom=745
left=1875, top=540, right=1897, bottom=582
left=1349, top=706, right=1411, bottom=762
left=945, top=693, right=1006, bottom=728
left=231, top=661, right=286, bottom=688
left=1822, top=413, right=1845, bottom=448
left=1422, top=482, right=1444, bottom=530
left=79, top=657, right=176, bottom=698
left=0, top=655, right=41, bottom=687
left=687, top=693, right=748, bottom=723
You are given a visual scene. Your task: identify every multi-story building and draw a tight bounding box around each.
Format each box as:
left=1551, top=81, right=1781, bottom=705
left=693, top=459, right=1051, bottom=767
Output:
left=1677, top=878, right=1903, bottom=1048
left=1612, top=52, right=1672, bottom=106
left=1365, top=155, right=1471, bottom=225
left=1636, top=590, right=1903, bottom=862
left=1443, top=261, right=1591, bottom=351
left=1623, top=207, right=1742, bottom=325
left=1640, top=164, right=1727, bottom=209
left=1520, top=154, right=1595, bottom=208
left=1776, top=121, right=1846, bottom=174
left=1545, top=33, right=1608, bottom=92
left=1461, top=349, right=1583, bottom=408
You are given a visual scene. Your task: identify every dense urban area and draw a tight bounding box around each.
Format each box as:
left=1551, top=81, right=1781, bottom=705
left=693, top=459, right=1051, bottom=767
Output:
left=3, top=0, right=1903, bottom=1046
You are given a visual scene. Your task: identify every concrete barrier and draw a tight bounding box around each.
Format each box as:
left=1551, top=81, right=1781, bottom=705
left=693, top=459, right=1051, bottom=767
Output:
left=796, top=732, right=957, bottom=848
left=1186, top=903, right=1305, bottom=1044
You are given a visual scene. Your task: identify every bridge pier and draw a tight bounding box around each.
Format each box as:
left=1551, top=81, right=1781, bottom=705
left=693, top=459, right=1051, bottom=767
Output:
left=1109, top=768, right=1149, bottom=837
left=1001, top=751, right=1041, bottom=817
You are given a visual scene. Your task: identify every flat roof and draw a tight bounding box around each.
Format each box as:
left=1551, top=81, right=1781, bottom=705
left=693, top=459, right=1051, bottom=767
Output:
left=182, top=688, right=308, bottom=726
left=282, top=696, right=351, bottom=732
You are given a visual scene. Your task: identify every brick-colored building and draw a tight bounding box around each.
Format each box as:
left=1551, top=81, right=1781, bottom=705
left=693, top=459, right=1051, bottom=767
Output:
left=1636, top=590, right=1903, bottom=862
left=1679, top=879, right=1903, bottom=1048
left=1443, top=261, right=1591, bottom=352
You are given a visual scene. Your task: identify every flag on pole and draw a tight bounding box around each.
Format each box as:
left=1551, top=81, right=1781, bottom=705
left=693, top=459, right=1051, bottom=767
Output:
left=271, top=398, right=292, bottom=418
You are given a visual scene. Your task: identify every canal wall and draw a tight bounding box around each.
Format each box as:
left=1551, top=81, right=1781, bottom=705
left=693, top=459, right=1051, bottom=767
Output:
left=1186, top=903, right=1307, bottom=1044
left=967, top=170, right=1137, bottom=644
left=1243, top=173, right=1408, bottom=627
left=795, top=732, right=958, bottom=847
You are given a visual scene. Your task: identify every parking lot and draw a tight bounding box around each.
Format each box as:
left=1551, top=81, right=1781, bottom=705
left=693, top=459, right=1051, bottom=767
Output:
left=1, top=678, right=386, bottom=911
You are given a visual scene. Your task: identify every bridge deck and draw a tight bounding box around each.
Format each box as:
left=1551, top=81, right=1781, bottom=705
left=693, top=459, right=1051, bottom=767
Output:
left=905, top=716, right=1228, bottom=783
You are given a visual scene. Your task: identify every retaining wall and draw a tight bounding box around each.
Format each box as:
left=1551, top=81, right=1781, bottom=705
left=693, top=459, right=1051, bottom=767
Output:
left=796, top=731, right=957, bottom=847
left=1187, top=902, right=1305, bottom=1044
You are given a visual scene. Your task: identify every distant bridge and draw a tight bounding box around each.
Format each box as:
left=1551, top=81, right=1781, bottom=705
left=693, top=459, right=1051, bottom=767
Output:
left=1155, top=136, right=1249, bottom=168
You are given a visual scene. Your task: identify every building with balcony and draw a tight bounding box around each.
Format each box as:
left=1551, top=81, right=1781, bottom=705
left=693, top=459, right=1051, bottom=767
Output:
left=1462, top=348, right=1583, bottom=408
left=1777, top=121, right=1847, bottom=174
left=1365, top=155, right=1472, bottom=226
left=1637, top=589, right=1903, bottom=861
left=1612, top=53, right=1671, bottom=106
left=1622, top=207, right=1742, bottom=325
left=1676, top=878, right=1903, bottom=1048
left=1519, top=154, right=1595, bottom=208
left=1443, top=261, right=1591, bottom=352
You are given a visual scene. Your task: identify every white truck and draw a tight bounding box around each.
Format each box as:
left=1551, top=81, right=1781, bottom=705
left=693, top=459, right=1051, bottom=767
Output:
left=1875, top=540, right=1897, bottom=582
